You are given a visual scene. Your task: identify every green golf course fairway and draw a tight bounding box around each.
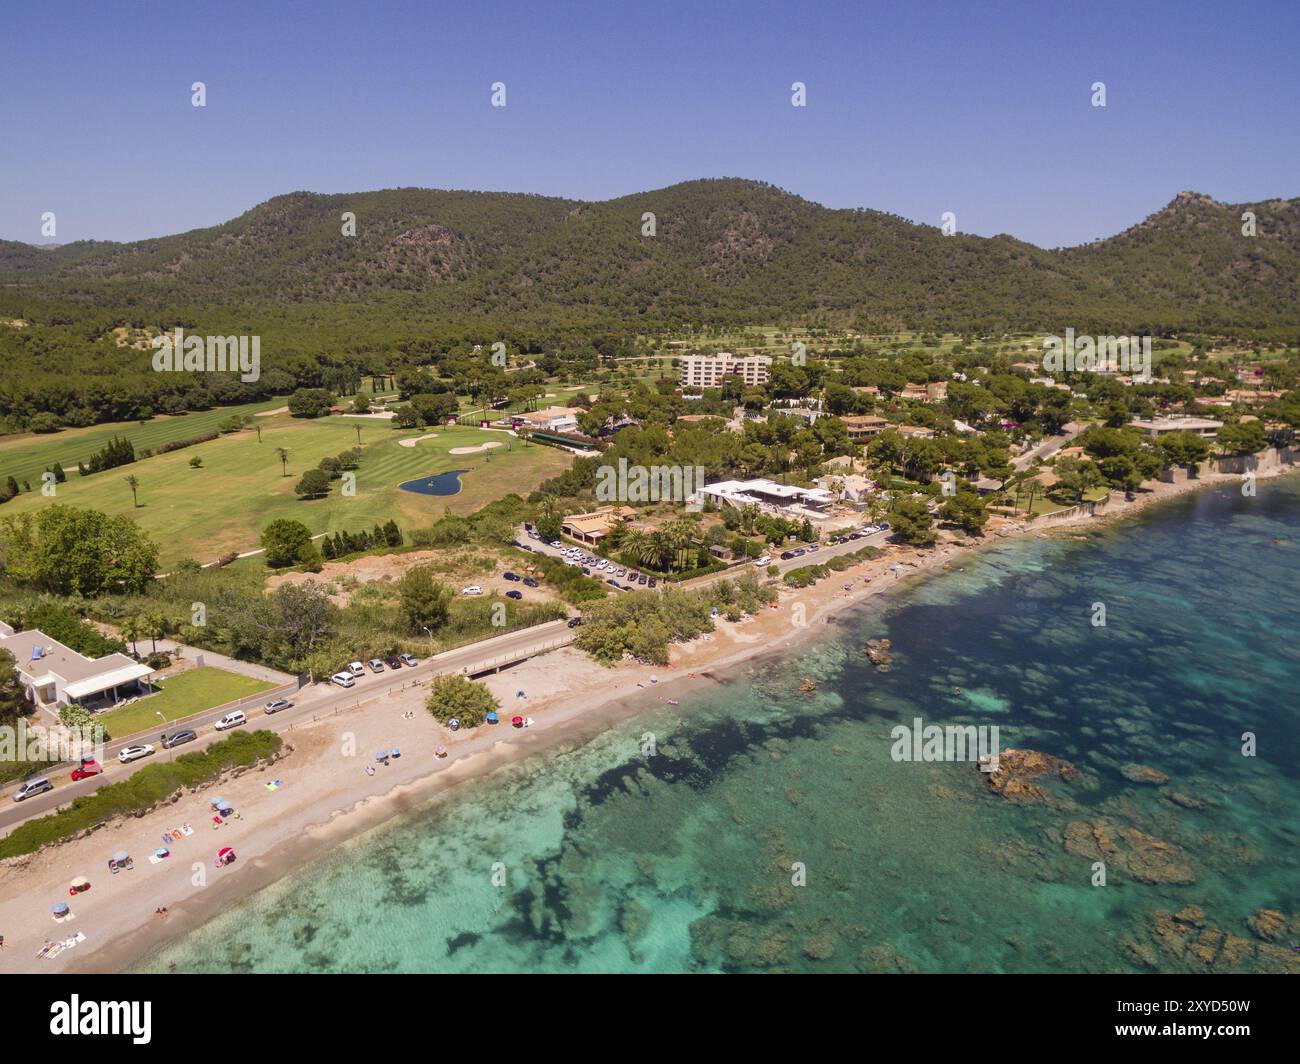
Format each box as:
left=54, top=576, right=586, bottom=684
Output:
left=0, top=413, right=571, bottom=566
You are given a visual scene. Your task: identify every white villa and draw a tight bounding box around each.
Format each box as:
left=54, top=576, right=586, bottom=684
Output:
left=0, top=623, right=155, bottom=711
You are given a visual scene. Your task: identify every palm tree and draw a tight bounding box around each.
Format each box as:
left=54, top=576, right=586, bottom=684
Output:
left=276, top=448, right=289, bottom=477
left=143, top=612, right=166, bottom=655
left=661, top=519, right=696, bottom=572
left=120, top=615, right=143, bottom=658
left=124, top=474, right=140, bottom=507
left=1019, top=477, right=1043, bottom=517
left=621, top=529, right=651, bottom=567
left=738, top=503, right=760, bottom=533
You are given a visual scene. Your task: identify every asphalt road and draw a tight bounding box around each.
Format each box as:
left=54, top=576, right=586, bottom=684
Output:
left=0, top=618, right=573, bottom=836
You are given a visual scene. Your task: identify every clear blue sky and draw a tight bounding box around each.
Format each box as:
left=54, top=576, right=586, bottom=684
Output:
left=1, top=0, right=1296, bottom=247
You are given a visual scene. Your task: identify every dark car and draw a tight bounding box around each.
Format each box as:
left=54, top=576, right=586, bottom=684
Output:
left=385, top=656, right=403, bottom=669
left=581, top=567, right=591, bottom=575
left=523, top=577, right=539, bottom=587
left=648, top=577, right=657, bottom=588
left=878, top=521, right=891, bottom=530
left=503, top=571, right=521, bottom=581
left=605, top=578, right=619, bottom=587
left=506, top=589, right=523, bottom=600
left=638, top=574, right=648, bottom=584
left=848, top=531, right=862, bottom=540
left=161, top=729, right=198, bottom=750
left=780, top=551, right=794, bottom=560
left=567, top=616, right=582, bottom=628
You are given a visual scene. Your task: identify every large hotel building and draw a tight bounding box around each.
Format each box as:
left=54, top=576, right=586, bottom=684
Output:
left=678, top=353, right=772, bottom=389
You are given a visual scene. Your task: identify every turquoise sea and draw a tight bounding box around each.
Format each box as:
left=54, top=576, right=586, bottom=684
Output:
left=137, top=477, right=1300, bottom=973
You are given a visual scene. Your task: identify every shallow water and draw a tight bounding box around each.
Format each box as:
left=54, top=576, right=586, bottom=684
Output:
left=137, top=478, right=1300, bottom=973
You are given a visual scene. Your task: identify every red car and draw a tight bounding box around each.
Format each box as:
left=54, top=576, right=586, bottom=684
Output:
left=71, top=759, right=102, bottom=782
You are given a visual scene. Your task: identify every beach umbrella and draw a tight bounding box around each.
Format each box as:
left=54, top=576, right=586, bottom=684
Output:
left=154, top=847, right=169, bottom=859
left=111, top=851, right=129, bottom=864
left=485, top=711, right=499, bottom=724
left=70, top=876, right=90, bottom=891
left=209, top=796, right=226, bottom=807
left=52, top=902, right=69, bottom=916
left=375, top=751, right=389, bottom=761
left=511, top=715, right=524, bottom=727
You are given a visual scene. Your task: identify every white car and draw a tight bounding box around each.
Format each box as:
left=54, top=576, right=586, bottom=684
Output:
left=564, top=558, right=579, bottom=567
left=755, top=556, right=771, bottom=566
left=462, top=585, right=483, bottom=596
left=118, top=743, right=156, bottom=764
left=331, top=672, right=356, bottom=688
left=550, top=541, right=562, bottom=549
left=214, top=710, right=246, bottom=730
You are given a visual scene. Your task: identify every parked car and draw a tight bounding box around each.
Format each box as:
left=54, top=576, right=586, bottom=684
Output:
left=550, top=540, right=563, bottom=548
left=385, top=655, right=403, bottom=670
left=12, top=777, right=52, bottom=802
left=162, top=729, right=198, bottom=749
left=462, top=585, right=483, bottom=596
left=615, top=568, right=626, bottom=577
left=567, top=616, right=583, bottom=628
left=581, top=567, right=591, bottom=575
left=399, top=653, right=418, bottom=667
left=213, top=711, right=246, bottom=731
left=264, top=698, right=294, bottom=714
left=807, top=544, right=820, bottom=553
left=368, top=658, right=385, bottom=673
left=331, top=672, right=356, bottom=688
left=119, top=743, right=156, bottom=764
left=780, top=551, right=794, bottom=560
left=503, top=571, right=521, bottom=581
left=648, top=577, right=657, bottom=588
left=878, top=521, right=891, bottom=530
left=848, top=532, right=862, bottom=540
left=638, top=574, right=648, bottom=585
left=71, top=758, right=102, bottom=782
left=605, top=578, right=619, bottom=587
left=506, top=589, right=523, bottom=599
left=755, top=556, right=771, bottom=566
left=348, top=661, right=366, bottom=677
left=523, top=577, right=539, bottom=587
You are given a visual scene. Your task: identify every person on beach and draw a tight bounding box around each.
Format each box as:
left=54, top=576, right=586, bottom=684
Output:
left=0, top=934, right=5, bottom=950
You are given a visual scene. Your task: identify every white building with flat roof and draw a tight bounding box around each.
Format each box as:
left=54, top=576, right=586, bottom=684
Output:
left=0, top=626, right=154, bottom=710
left=1131, top=415, right=1222, bottom=438
left=699, top=478, right=836, bottom=517
left=679, top=354, right=772, bottom=389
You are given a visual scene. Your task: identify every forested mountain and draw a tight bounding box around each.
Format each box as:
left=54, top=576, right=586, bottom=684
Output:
left=3, top=179, right=1297, bottom=332
left=0, top=179, right=1296, bottom=432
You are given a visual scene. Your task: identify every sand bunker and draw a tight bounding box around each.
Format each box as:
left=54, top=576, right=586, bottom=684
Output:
left=398, top=433, right=439, bottom=448
left=448, top=441, right=503, bottom=455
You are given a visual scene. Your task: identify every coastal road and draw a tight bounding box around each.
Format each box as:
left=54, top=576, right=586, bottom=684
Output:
left=0, top=619, right=574, bottom=836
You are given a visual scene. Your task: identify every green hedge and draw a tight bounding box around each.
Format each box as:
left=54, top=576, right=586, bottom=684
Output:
left=0, top=730, right=283, bottom=859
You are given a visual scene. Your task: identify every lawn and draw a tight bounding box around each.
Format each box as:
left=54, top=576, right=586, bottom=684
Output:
left=1, top=413, right=572, bottom=565
left=0, top=397, right=288, bottom=487
left=97, top=666, right=276, bottom=738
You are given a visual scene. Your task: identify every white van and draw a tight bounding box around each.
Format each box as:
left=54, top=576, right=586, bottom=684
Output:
left=331, top=672, right=355, bottom=688
left=214, top=710, right=246, bottom=731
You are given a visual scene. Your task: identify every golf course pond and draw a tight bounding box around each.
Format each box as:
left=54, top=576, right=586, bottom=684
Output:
left=397, top=469, right=469, bottom=496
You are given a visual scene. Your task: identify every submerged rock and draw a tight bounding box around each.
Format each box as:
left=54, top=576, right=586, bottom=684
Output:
left=1063, top=818, right=1196, bottom=884
left=984, top=748, right=1078, bottom=803
left=1246, top=908, right=1290, bottom=942
left=1121, top=763, right=1170, bottom=786
left=863, top=639, right=894, bottom=672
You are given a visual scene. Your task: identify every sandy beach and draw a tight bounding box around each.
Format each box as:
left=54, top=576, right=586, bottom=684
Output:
left=2, top=459, right=1294, bottom=974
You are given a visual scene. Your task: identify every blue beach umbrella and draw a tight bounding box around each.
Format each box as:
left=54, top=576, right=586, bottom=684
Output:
left=485, top=711, right=499, bottom=724
left=52, top=902, right=69, bottom=915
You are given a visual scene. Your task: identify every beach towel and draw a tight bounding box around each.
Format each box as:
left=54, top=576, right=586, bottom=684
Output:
left=265, top=779, right=282, bottom=791
left=180, top=824, right=194, bottom=836
left=149, top=854, right=165, bottom=865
